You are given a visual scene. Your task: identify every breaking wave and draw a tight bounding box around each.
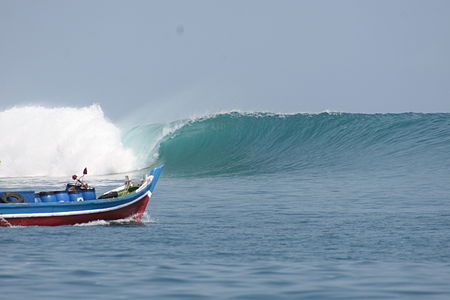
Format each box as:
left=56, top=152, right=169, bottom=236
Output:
left=0, top=105, right=136, bottom=177
left=1, top=105, right=448, bottom=178
left=124, top=111, right=450, bottom=177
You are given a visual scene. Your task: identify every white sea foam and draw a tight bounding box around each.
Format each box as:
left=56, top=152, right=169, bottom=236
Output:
left=73, top=212, right=156, bottom=226
left=0, top=104, right=137, bottom=177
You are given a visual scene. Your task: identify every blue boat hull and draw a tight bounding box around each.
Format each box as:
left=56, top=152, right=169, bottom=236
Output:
left=0, top=165, right=164, bottom=226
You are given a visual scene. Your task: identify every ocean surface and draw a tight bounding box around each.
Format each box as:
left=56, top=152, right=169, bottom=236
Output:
left=1, top=109, right=450, bottom=299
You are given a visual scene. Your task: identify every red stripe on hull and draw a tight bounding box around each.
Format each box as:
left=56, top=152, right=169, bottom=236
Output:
left=1, top=195, right=150, bottom=227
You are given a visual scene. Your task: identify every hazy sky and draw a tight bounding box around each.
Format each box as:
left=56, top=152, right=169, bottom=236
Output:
left=1, top=0, right=449, bottom=121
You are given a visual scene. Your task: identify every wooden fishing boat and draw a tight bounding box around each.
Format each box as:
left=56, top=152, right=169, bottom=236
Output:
left=0, top=165, right=164, bottom=227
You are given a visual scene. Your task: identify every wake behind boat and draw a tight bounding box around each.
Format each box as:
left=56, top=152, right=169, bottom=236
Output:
left=0, top=165, right=164, bottom=227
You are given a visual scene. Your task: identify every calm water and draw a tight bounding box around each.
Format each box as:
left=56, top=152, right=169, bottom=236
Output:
left=1, top=170, right=450, bottom=299
left=1, top=112, right=450, bottom=299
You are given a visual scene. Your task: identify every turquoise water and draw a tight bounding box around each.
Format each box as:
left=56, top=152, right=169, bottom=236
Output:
left=1, top=112, right=450, bottom=299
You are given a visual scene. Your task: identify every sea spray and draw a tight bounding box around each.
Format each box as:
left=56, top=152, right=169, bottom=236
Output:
left=0, top=105, right=136, bottom=177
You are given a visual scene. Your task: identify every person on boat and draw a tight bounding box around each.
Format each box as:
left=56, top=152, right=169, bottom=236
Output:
left=74, top=174, right=89, bottom=189
left=69, top=174, right=89, bottom=190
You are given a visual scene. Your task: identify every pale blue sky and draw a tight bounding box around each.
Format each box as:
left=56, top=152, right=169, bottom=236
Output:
left=1, top=0, right=449, bottom=121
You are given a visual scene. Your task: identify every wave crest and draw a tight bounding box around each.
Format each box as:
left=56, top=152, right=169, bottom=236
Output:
left=125, top=111, right=450, bottom=176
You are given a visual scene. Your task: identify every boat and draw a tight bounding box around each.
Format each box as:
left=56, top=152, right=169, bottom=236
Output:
left=0, top=165, right=164, bottom=227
